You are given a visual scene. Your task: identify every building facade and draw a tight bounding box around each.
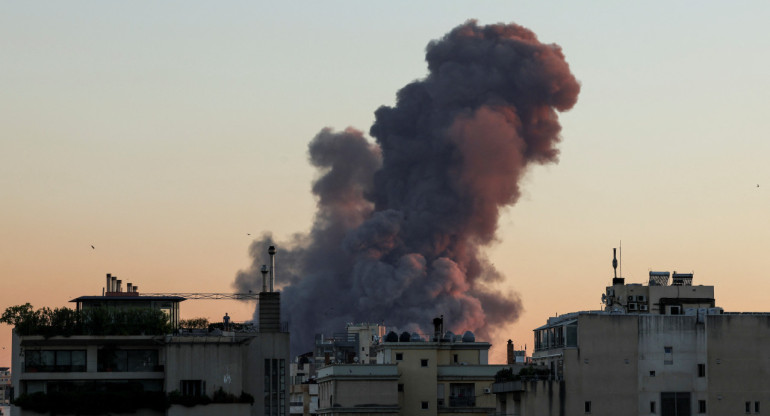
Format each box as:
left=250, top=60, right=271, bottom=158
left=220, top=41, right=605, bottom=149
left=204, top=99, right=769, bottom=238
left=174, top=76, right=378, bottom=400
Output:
left=9, top=251, right=290, bottom=416
left=494, top=265, right=770, bottom=416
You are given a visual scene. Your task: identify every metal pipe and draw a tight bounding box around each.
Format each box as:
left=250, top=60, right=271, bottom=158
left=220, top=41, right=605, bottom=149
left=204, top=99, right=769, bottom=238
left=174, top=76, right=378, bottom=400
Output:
left=261, top=264, right=268, bottom=293
left=268, top=245, right=276, bottom=292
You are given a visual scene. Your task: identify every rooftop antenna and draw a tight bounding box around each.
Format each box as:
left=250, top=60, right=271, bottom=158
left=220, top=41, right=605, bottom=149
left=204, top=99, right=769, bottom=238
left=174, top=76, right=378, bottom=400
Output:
left=260, top=264, right=268, bottom=293
left=619, top=241, right=622, bottom=279
left=612, top=248, right=618, bottom=278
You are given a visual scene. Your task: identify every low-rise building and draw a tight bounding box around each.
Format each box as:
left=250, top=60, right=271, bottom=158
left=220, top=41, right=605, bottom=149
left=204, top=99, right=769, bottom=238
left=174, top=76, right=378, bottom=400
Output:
left=9, top=246, right=290, bottom=416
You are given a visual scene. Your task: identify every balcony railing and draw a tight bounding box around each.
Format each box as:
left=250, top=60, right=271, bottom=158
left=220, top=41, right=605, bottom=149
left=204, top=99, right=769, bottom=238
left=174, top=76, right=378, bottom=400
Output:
left=449, top=396, right=476, bottom=407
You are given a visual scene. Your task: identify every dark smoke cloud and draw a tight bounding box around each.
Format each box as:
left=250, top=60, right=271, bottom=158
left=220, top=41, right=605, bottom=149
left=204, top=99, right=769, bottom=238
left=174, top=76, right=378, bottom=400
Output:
left=234, top=20, right=580, bottom=355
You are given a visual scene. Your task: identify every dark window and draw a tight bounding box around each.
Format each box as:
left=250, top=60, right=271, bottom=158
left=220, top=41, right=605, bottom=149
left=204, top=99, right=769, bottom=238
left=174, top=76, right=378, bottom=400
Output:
left=651, top=401, right=656, bottom=413
left=453, top=354, right=458, bottom=363
left=650, top=371, right=656, bottom=377
left=180, top=380, right=203, bottom=396
left=661, top=392, right=690, bottom=416
left=698, top=363, right=706, bottom=377
left=97, top=349, right=159, bottom=372
left=756, top=401, right=760, bottom=413
left=747, top=402, right=751, bottom=413
left=395, top=353, right=403, bottom=361
left=421, top=359, right=428, bottom=367
left=398, top=384, right=404, bottom=392
left=664, top=347, right=673, bottom=365
left=699, top=400, right=706, bottom=413
left=421, top=401, right=429, bottom=409
left=585, top=401, right=591, bottom=413
left=25, top=350, right=87, bottom=373
left=449, top=383, right=475, bottom=407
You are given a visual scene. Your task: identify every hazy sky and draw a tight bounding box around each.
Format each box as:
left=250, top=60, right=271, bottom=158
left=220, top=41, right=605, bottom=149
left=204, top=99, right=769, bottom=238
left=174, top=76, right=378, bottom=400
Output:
left=2, top=1, right=769, bottom=367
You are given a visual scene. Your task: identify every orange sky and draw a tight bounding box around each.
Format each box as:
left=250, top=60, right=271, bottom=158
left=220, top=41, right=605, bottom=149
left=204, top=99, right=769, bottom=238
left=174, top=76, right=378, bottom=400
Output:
left=2, top=2, right=770, bottom=368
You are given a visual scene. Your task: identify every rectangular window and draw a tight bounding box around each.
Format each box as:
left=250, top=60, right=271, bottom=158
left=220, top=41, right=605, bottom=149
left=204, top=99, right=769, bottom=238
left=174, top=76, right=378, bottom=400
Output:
left=453, top=354, right=458, bottom=363
left=25, top=350, right=87, bottom=372
left=651, top=401, right=656, bottom=413
left=756, top=401, right=760, bottom=413
left=97, top=349, right=158, bottom=372
left=747, top=402, right=752, bottom=413
left=180, top=380, right=203, bottom=396
left=699, top=400, right=706, bottom=413
left=698, top=363, right=706, bottom=377
left=650, top=370, right=656, bottom=377
left=421, top=401, right=429, bottom=409
left=395, top=353, right=403, bottom=361
left=585, top=401, right=591, bottom=413
left=449, top=383, right=475, bottom=407
left=662, top=392, right=691, bottom=416
left=398, top=383, right=404, bottom=392
left=421, top=359, right=428, bottom=367
left=664, top=346, right=673, bottom=365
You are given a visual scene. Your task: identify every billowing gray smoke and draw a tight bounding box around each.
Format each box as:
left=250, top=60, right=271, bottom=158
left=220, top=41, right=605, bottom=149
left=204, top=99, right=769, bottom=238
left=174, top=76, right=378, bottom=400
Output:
left=234, top=20, right=580, bottom=355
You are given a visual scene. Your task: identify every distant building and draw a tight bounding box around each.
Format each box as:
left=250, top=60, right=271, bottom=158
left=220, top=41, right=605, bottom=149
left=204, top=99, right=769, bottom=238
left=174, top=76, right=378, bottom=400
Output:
left=315, top=316, right=514, bottom=416
left=493, top=251, right=770, bottom=416
left=10, top=246, right=290, bottom=416
left=0, top=367, right=10, bottom=405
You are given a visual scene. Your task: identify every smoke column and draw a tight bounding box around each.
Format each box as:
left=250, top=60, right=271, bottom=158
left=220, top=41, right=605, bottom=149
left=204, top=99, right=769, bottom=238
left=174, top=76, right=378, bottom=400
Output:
left=234, top=20, right=580, bottom=355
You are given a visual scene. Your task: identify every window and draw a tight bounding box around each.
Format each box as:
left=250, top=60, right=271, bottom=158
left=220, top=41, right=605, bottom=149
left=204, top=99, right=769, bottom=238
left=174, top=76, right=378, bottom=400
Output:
left=449, top=383, right=475, bottom=407
left=651, top=401, right=656, bottom=413
left=585, top=401, right=591, bottom=413
left=180, top=380, right=203, bottom=396
left=453, top=354, right=458, bottom=364
left=650, top=371, right=656, bottom=377
left=398, top=384, right=404, bottom=392
left=747, top=402, right=752, bottom=413
left=756, top=401, right=760, bottom=413
left=395, top=353, right=403, bottom=361
left=421, top=359, right=428, bottom=367
left=698, top=363, right=706, bottom=377
left=421, top=401, right=429, bottom=409
left=97, top=349, right=159, bottom=372
left=699, top=400, right=706, bottom=413
left=25, top=350, right=86, bottom=372
left=662, top=392, right=691, bottom=416
left=664, top=346, right=673, bottom=365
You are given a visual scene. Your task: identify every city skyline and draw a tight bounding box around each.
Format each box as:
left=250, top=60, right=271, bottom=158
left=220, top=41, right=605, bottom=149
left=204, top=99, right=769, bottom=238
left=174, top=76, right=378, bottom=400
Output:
left=2, top=1, right=770, bottom=367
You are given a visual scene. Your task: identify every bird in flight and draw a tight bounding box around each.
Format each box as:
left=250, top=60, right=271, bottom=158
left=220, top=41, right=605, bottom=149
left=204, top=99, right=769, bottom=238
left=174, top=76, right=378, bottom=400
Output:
left=91, top=245, right=95, bottom=249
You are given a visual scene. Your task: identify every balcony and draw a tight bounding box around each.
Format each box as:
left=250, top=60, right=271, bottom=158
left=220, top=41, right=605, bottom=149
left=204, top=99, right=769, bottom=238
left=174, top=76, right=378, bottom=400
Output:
left=449, top=395, right=476, bottom=407
left=491, top=380, right=524, bottom=394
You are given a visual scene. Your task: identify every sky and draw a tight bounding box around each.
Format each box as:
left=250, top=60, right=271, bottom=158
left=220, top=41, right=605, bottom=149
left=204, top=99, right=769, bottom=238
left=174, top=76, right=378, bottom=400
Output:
left=2, top=1, right=770, bottom=368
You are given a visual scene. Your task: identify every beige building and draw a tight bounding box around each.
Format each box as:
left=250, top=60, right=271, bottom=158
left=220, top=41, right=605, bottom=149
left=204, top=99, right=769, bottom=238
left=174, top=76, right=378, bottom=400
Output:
left=10, top=248, right=290, bottom=416
left=315, top=317, right=508, bottom=416
left=494, top=263, right=770, bottom=416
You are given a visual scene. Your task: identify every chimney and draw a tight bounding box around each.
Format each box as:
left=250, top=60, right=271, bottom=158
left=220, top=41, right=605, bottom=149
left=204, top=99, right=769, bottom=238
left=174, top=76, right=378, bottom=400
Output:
left=133, top=286, right=138, bottom=293
left=507, top=340, right=514, bottom=365
left=127, top=283, right=133, bottom=293
left=260, top=265, right=269, bottom=293
left=106, top=273, right=112, bottom=295
left=268, top=245, right=277, bottom=292
left=111, top=276, right=117, bottom=292
left=116, top=280, right=122, bottom=292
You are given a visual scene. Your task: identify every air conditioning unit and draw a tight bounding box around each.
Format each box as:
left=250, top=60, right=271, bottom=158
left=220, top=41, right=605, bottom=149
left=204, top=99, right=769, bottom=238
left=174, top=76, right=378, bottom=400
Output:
left=484, top=388, right=491, bottom=394
left=637, top=295, right=647, bottom=302
left=640, top=305, right=649, bottom=311
left=628, top=303, right=638, bottom=311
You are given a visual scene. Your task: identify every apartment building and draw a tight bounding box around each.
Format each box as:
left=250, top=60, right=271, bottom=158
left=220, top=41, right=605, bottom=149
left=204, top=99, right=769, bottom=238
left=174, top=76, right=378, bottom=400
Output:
left=493, top=254, right=770, bottom=416
left=9, top=247, right=290, bottom=416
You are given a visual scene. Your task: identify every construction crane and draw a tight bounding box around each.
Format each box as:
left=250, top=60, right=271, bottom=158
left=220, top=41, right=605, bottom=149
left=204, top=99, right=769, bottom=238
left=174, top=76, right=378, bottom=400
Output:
left=141, top=293, right=259, bottom=300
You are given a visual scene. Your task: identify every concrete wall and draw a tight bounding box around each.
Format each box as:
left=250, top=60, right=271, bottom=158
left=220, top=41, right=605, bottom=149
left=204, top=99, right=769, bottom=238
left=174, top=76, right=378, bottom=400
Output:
left=707, top=314, right=770, bottom=415
left=164, top=339, right=246, bottom=397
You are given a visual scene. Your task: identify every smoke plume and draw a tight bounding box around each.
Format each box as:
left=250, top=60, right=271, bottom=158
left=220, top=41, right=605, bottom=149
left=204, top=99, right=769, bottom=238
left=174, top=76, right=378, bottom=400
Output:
left=234, top=20, right=580, bottom=355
